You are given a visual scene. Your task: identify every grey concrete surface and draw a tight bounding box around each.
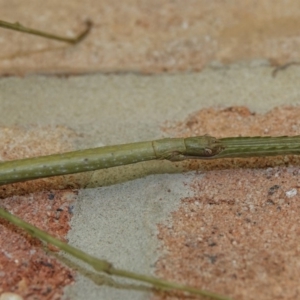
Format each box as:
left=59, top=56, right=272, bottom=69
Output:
left=1, top=62, right=300, bottom=299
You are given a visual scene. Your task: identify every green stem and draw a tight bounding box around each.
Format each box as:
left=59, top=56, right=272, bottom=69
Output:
left=0, top=207, right=231, bottom=300
left=0, top=19, right=92, bottom=44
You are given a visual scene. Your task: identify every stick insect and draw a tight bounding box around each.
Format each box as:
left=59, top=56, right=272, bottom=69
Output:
left=2, top=19, right=300, bottom=300
left=2, top=128, right=300, bottom=299
left=0, top=19, right=233, bottom=299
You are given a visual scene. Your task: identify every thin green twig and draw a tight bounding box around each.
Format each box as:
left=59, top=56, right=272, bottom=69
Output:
left=0, top=19, right=92, bottom=44
left=0, top=207, right=231, bottom=300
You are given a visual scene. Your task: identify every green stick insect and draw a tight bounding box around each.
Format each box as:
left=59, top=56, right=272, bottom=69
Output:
left=2, top=19, right=300, bottom=300
left=0, top=19, right=232, bottom=299
left=2, top=132, right=300, bottom=299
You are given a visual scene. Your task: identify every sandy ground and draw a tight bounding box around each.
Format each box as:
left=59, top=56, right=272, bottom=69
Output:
left=1, top=0, right=300, bottom=75
left=1, top=1, right=300, bottom=300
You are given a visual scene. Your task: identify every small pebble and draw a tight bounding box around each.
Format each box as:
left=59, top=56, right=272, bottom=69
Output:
left=286, top=188, right=297, bottom=198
